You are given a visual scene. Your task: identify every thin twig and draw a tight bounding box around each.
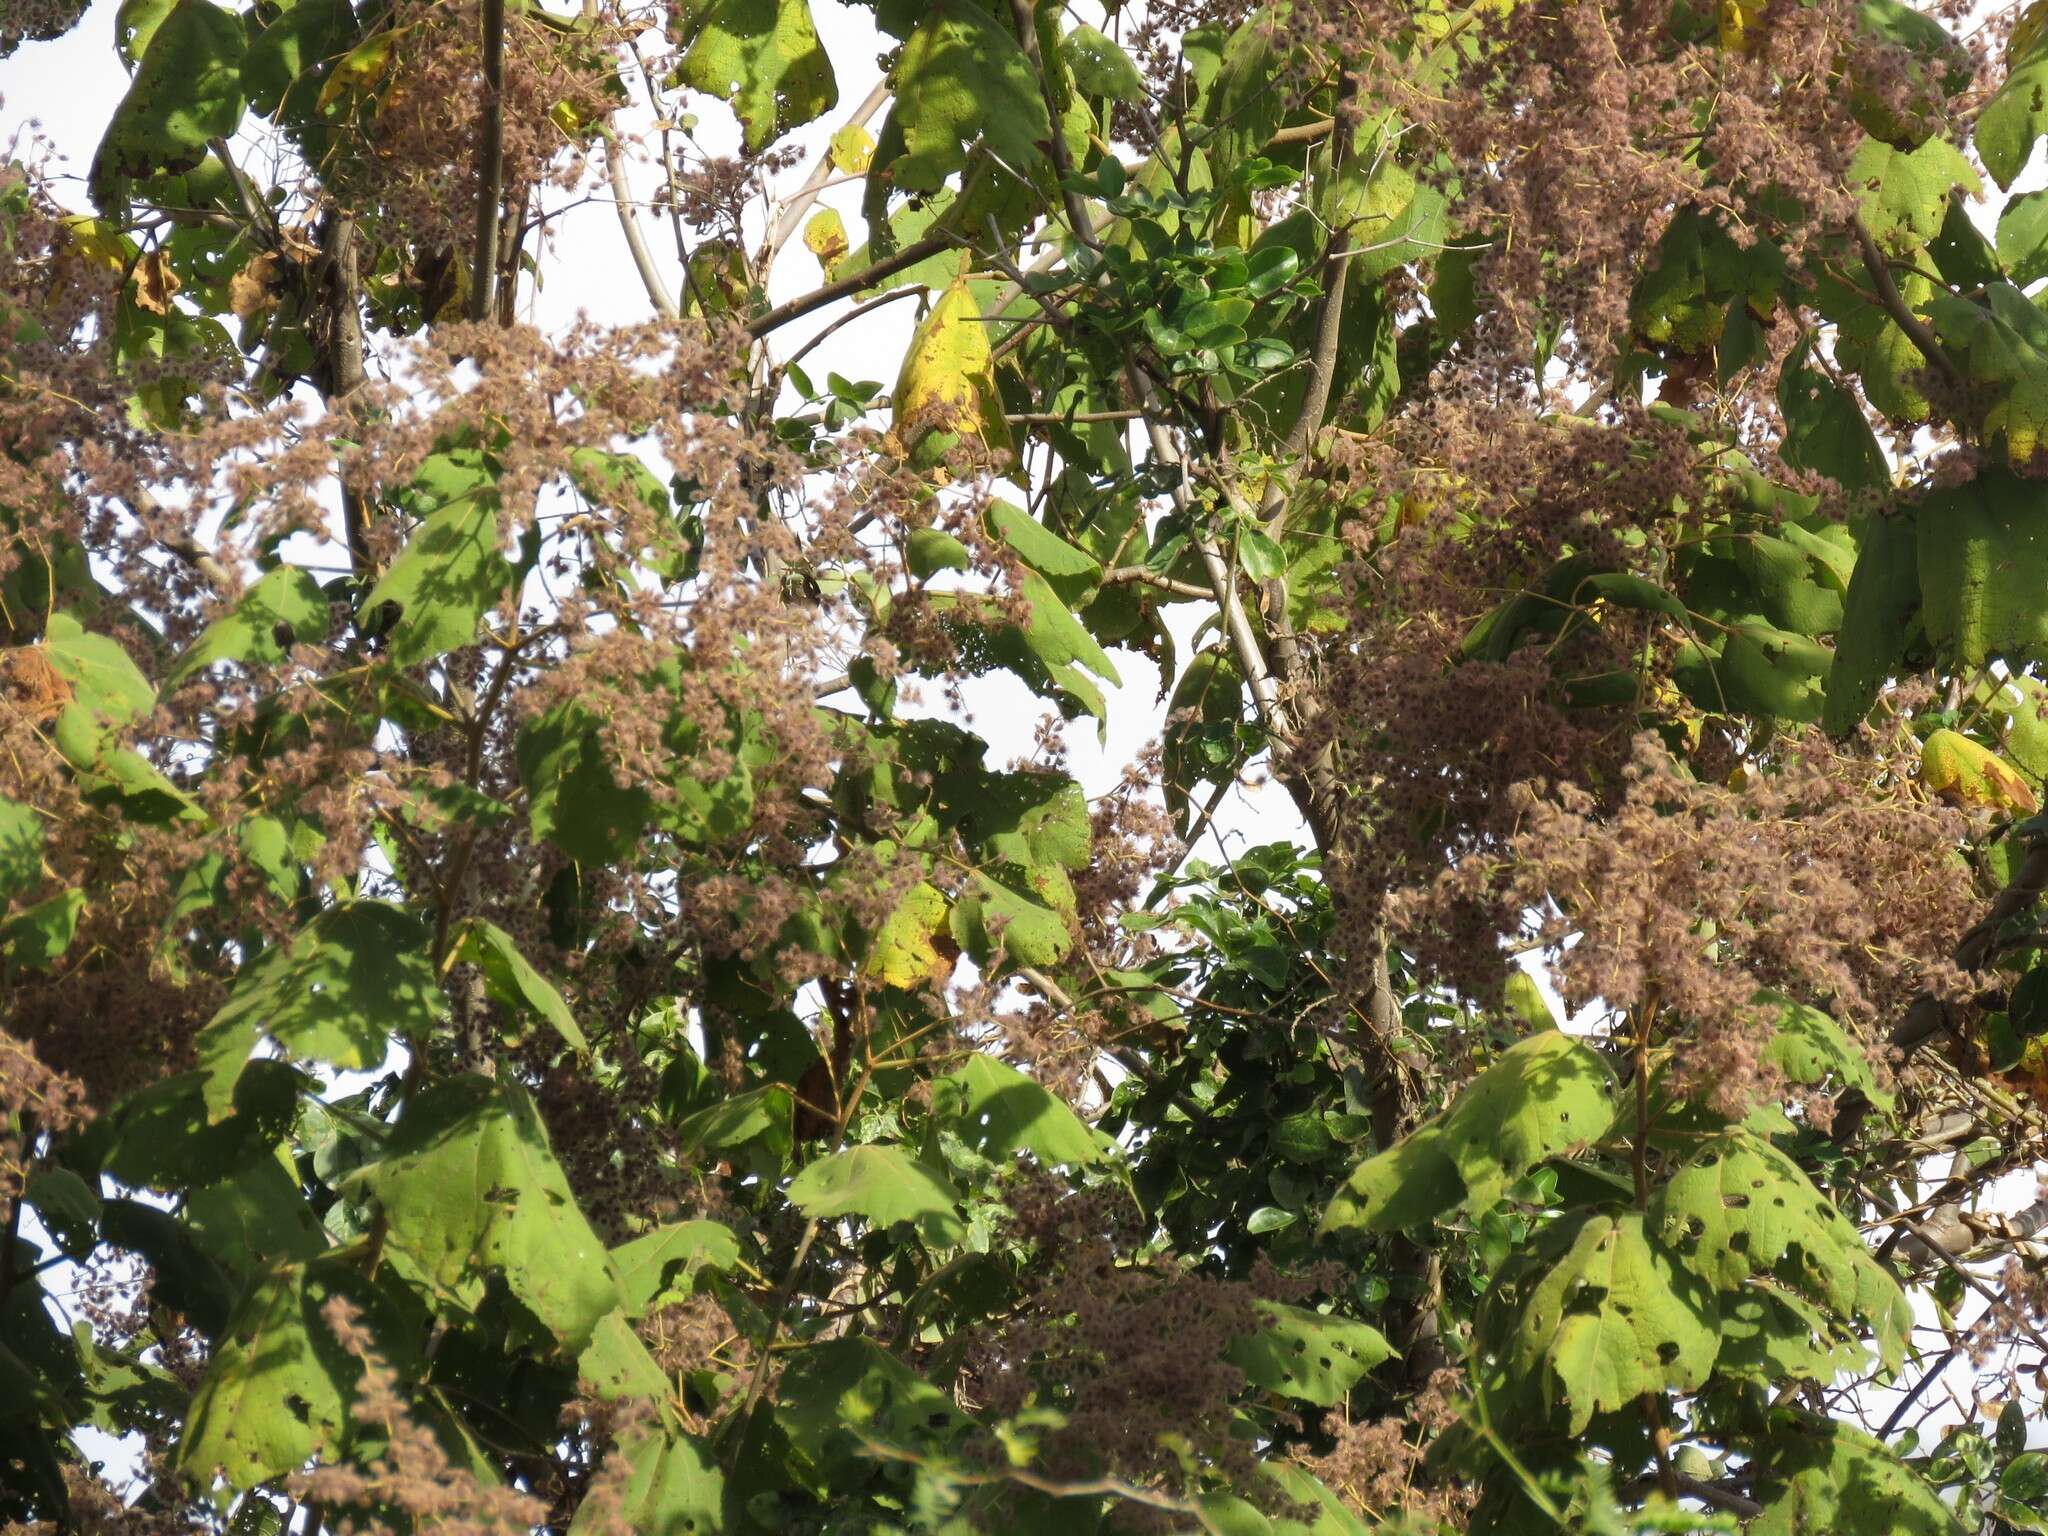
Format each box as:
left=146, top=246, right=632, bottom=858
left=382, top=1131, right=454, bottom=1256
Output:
left=745, top=233, right=957, bottom=339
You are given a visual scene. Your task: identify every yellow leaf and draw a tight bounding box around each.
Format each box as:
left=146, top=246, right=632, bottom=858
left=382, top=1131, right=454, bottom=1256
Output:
left=829, top=123, right=875, bottom=175
left=891, top=272, right=1011, bottom=475
left=803, top=208, right=848, bottom=276
left=317, top=28, right=400, bottom=112
left=1718, top=0, right=1767, bottom=51
left=130, top=248, right=181, bottom=315
left=1921, top=728, right=2041, bottom=814
left=61, top=215, right=133, bottom=272
left=865, top=881, right=953, bottom=990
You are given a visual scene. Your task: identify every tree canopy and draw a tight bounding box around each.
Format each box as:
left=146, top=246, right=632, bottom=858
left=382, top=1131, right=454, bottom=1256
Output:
left=4, top=0, right=2048, bottom=1532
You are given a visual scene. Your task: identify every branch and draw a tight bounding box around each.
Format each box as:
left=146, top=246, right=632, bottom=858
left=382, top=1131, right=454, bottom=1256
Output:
left=744, top=232, right=957, bottom=339
left=468, top=0, right=506, bottom=323
left=759, top=76, right=891, bottom=270
left=600, top=128, right=676, bottom=320
left=1007, top=0, right=1099, bottom=250
left=1849, top=214, right=1963, bottom=396
left=1100, top=565, right=1212, bottom=600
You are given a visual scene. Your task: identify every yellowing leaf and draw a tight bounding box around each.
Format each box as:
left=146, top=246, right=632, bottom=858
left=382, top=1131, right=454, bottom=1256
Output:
left=828, top=122, right=874, bottom=175
left=803, top=207, right=848, bottom=276
left=1921, top=727, right=2040, bottom=813
left=890, top=274, right=1010, bottom=474
left=62, top=214, right=133, bottom=272
left=864, top=880, right=952, bottom=990
left=1719, top=0, right=1767, bottom=51
left=316, top=28, right=399, bottom=111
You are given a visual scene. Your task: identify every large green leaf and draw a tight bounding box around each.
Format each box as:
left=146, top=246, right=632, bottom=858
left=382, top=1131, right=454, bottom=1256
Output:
left=359, top=480, right=512, bottom=666
left=784, top=1143, right=965, bottom=1244
left=90, top=0, right=246, bottom=208
left=518, top=700, right=655, bottom=865
left=1323, top=1032, right=1616, bottom=1232
left=344, top=1076, right=618, bottom=1350
left=1649, top=1128, right=1909, bottom=1368
left=610, top=1220, right=742, bottom=1315
left=1928, top=283, right=2048, bottom=471
left=42, top=611, right=153, bottom=727
left=1749, top=1420, right=1964, bottom=1535
left=1978, top=34, right=2048, bottom=190
left=1226, top=1301, right=1393, bottom=1407
left=194, top=902, right=441, bottom=1121
left=1916, top=466, right=2048, bottom=666
left=176, top=1259, right=389, bottom=1488
left=167, top=566, right=327, bottom=684
left=1824, top=512, right=1918, bottom=734
left=0, top=796, right=40, bottom=905
left=880, top=1, right=1051, bottom=194
left=571, top=1426, right=727, bottom=1536
left=930, top=1054, right=1107, bottom=1167
left=1510, top=1212, right=1720, bottom=1435
left=1850, top=135, right=1977, bottom=255
left=674, top=0, right=837, bottom=154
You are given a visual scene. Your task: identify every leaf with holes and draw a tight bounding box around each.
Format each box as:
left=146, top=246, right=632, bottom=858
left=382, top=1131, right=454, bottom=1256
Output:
left=1226, top=1301, right=1394, bottom=1406
left=1511, top=1212, right=1721, bottom=1435
left=674, top=0, right=837, bottom=153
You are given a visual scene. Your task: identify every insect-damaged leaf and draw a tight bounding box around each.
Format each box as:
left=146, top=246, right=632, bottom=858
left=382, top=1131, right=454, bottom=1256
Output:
left=344, top=1077, right=619, bottom=1351
left=90, top=0, right=246, bottom=209
left=1510, top=1212, right=1721, bottom=1435
left=891, top=273, right=1012, bottom=471
left=673, top=0, right=837, bottom=153
left=1323, top=1032, right=1617, bottom=1232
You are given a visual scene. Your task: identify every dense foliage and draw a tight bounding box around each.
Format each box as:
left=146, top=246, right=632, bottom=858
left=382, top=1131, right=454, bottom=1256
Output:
left=8, top=0, right=2048, bottom=1530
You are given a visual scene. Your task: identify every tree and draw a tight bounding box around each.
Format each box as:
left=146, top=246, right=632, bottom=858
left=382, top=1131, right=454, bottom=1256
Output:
left=4, top=0, right=2048, bottom=1529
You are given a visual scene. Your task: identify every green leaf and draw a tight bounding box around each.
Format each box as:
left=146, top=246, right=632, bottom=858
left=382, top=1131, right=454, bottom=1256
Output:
left=964, top=770, right=1092, bottom=874
left=785, top=1143, right=965, bottom=1244
left=1323, top=1032, right=1616, bottom=1232
left=42, top=611, right=154, bottom=727
left=1650, top=1128, right=1910, bottom=1365
left=1510, top=1212, right=1721, bottom=1435
left=1063, top=23, right=1144, bottom=102
left=1759, top=992, right=1892, bottom=1110
left=1850, top=135, right=1978, bottom=255
left=449, top=916, right=589, bottom=1055
left=881, top=2, right=1051, bottom=193
left=23, top=1168, right=100, bottom=1260
left=2001, top=189, right=2048, bottom=289
left=673, top=0, right=838, bottom=154
left=242, top=0, right=357, bottom=119
left=1778, top=341, right=1888, bottom=493
left=1916, top=465, right=2048, bottom=666
left=863, top=879, right=953, bottom=990
left=1749, top=1420, right=1964, bottom=1535
left=774, top=1336, right=973, bottom=1470
left=1979, top=37, right=2048, bottom=191
left=572, top=1426, right=727, bottom=1536
left=358, top=483, right=511, bottom=666
left=176, top=1260, right=371, bottom=1488
left=576, top=1311, right=669, bottom=1404
left=167, top=566, right=327, bottom=684
left=345, top=1076, right=619, bottom=1350
left=1928, top=283, right=2048, bottom=471
left=987, top=500, right=1102, bottom=606
left=907, top=526, right=971, bottom=578
left=1825, top=512, right=1919, bottom=734
left=1, top=887, right=83, bottom=969
left=931, top=1054, right=1106, bottom=1166
left=0, top=796, right=41, bottom=904
left=517, top=699, right=655, bottom=865
left=1226, top=1300, right=1393, bottom=1406
left=183, top=1152, right=328, bottom=1284
left=949, top=866, right=1074, bottom=969
left=194, top=902, right=441, bottom=1121
left=610, top=1220, right=742, bottom=1314
left=90, top=0, right=246, bottom=209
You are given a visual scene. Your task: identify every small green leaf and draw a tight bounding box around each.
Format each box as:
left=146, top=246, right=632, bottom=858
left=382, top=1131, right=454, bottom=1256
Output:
left=449, top=916, right=588, bottom=1054
left=0, top=796, right=42, bottom=904
left=168, top=566, right=327, bottom=684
